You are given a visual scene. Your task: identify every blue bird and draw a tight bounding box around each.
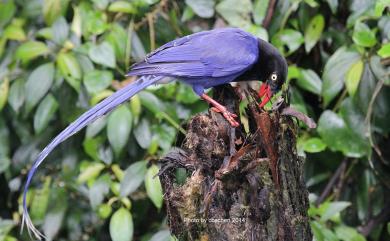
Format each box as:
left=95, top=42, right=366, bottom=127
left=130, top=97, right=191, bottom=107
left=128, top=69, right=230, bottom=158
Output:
left=21, top=27, right=287, bottom=239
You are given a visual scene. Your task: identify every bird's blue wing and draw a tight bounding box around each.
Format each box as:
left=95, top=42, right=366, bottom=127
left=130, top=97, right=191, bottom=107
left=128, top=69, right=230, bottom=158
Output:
left=127, top=28, right=259, bottom=78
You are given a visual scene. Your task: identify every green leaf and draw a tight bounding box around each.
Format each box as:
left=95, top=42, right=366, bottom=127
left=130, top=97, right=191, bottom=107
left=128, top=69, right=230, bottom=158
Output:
left=8, top=78, right=25, bottom=113
left=89, top=175, right=110, bottom=208
left=311, top=220, right=339, bottom=241
left=34, top=94, right=59, bottom=134
left=98, top=203, right=112, bottom=219
left=86, top=116, right=107, bottom=138
left=89, top=42, right=116, bottom=68
left=377, top=42, right=390, bottom=58
left=109, top=208, right=133, bottom=241
left=25, top=63, right=55, bottom=113
left=57, top=52, right=82, bottom=91
left=139, top=91, right=166, bottom=114
left=92, top=0, right=110, bottom=9
left=15, top=41, right=50, bottom=62
left=77, top=162, right=105, bottom=183
left=302, top=137, right=326, bottom=153
left=216, top=0, right=252, bottom=27
left=0, top=0, right=16, bottom=28
left=105, top=24, right=127, bottom=62
left=253, top=0, right=269, bottom=25
left=145, top=164, right=163, bottom=209
left=339, top=98, right=370, bottom=153
left=185, top=0, right=215, bottom=18
left=51, top=17, right=69, bottom=44
left=352, top=22, right=377, bottom=47
left=304, top=14, right=324, bottom=52
left=335, top=226, right=366, bottom=241
left=321, top=47, right=360, bottom=106
left=318, top=110, right=368, bottom=157
left=108, top=1, right=137, bottom=14
left=246, top=24, right=269, bottom=42
left=120, top=161, right=147, bottom=197
left=272, top=29, right=304, bottom=56
left=42, top=188, right=67, bottom=240
left=320, top=201, right=351, bottom=222
left=0, top=219, right=14, bottom=240
left=4, top=24, right=26, bottom=41
left=374, top=0, right=390, bottom=17
left=30, top=177, right=51, bottom=221
left=149, top=230, right=172, bottom=241
left=43, top=0, right=70, bottom=25
left=107, top=105, right=132, bottom=156
left=326, top=0, right=338, bottom=13
left=0, top=77, right=9, bottom=111
left=83, top=70, right=113, bottom=94
left=345, top=59, right=363, bottom=96
left=133, top=119, right=152, bottom=149
left=176, top=84, right=199, bottom=104
left=297, top=69, right=322, bottom=95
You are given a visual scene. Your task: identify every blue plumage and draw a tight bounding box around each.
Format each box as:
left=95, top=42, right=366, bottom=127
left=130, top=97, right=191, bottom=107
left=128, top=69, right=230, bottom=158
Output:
left=21, top=27, right=287, bottom=239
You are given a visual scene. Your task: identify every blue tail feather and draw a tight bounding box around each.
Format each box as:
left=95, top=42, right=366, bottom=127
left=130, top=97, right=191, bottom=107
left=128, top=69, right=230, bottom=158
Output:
left=21, top=75, right=162, bottom=239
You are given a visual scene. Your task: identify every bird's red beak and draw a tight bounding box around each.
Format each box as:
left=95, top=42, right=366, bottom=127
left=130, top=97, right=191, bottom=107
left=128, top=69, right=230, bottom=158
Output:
left=258, top=83, right=272, bottom=108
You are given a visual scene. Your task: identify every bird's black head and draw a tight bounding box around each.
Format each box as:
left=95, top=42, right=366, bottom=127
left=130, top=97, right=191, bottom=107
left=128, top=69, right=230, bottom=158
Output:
left=256, top=39, right=288, bottom=107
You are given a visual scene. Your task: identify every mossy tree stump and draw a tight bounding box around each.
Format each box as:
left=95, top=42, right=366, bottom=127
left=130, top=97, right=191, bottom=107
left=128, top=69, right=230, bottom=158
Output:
left=159, top=85, right=312, bottom=241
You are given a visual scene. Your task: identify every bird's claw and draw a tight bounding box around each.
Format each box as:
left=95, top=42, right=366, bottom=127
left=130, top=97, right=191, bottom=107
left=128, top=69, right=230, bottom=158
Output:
left=211, top=107, right=240, bottom=127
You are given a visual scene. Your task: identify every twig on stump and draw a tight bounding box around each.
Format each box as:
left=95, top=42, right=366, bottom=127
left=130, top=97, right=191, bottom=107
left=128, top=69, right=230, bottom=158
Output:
left=159, top=85, right=312, bottom=241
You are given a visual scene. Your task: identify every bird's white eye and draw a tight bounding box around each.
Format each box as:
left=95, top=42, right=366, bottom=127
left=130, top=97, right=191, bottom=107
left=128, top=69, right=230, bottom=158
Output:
left=271, top=73, right=277, bottom=81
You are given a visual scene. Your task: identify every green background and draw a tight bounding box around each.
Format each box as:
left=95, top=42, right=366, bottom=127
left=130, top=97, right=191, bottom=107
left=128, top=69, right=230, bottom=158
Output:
left=0, top=0, right=389, bottom=240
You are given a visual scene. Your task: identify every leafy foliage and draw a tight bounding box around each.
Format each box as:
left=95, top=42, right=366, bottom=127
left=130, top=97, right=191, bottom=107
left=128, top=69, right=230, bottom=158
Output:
left=0, top=0, right=389, bottom=240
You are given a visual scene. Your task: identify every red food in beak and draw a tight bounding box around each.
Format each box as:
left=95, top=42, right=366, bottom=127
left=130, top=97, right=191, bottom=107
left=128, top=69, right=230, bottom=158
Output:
left=258, top=83, right=272, bottom=108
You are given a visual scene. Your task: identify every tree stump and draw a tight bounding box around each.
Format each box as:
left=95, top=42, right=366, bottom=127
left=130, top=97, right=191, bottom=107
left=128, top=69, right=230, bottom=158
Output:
left=159, top=85, right=312, bottom=241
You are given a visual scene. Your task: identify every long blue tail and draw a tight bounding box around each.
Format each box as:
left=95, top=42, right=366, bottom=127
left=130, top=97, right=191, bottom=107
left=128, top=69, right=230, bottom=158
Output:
left=21, top=75, right=163, bottom=239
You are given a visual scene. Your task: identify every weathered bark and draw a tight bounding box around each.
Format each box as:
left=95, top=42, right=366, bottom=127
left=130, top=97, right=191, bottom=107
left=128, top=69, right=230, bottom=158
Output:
left=159, top=85, right=312, bottom=241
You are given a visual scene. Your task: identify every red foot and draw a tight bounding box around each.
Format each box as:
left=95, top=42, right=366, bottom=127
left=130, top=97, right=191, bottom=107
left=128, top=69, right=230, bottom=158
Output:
left=210, top=107, right=240, bottom=127
left=201, top=93, right=240, bottom=127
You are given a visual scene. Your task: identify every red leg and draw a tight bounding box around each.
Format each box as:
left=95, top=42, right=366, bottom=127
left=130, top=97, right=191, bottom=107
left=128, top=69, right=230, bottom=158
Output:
left=201, top=94, right=240, bottom=127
